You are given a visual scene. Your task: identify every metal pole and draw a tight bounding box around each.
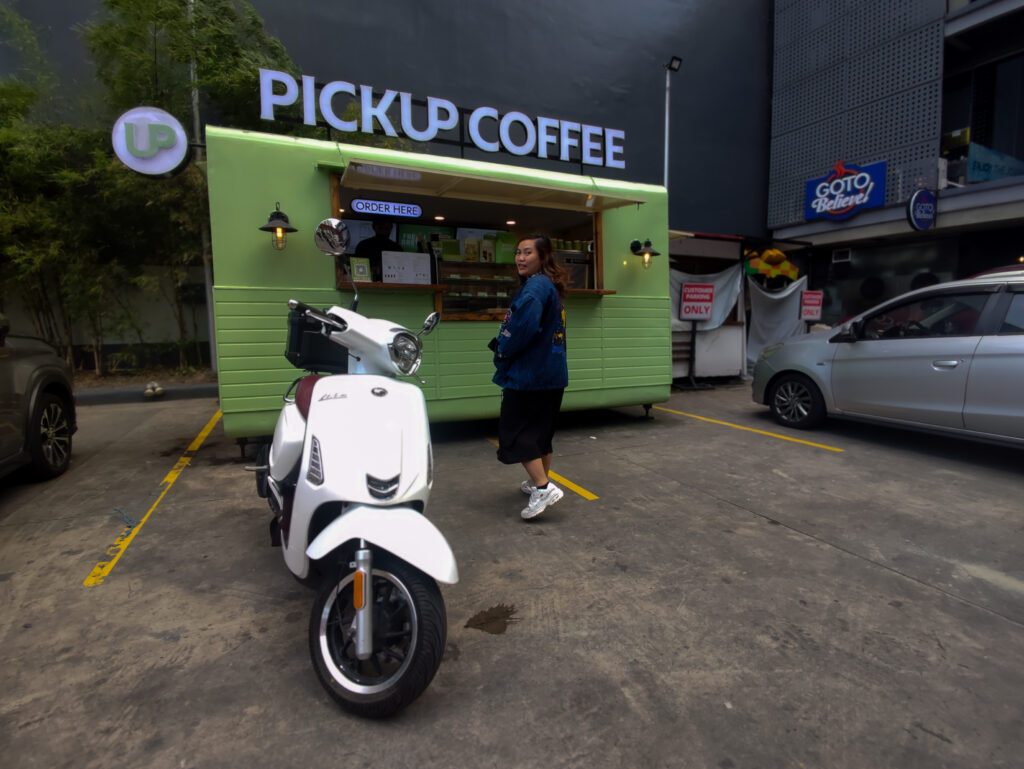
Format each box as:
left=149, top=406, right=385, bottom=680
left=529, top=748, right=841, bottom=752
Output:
left=189, top=0, right=217, bottom=374
left=664, top=67, right=671, bottom=189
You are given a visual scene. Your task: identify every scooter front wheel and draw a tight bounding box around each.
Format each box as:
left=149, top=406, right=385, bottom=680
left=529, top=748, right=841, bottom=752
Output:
left=309, top=553, right=447, bottom=718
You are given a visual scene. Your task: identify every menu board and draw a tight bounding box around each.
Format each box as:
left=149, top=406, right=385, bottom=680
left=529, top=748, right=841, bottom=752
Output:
left=382, top=251, right=432, bottom=285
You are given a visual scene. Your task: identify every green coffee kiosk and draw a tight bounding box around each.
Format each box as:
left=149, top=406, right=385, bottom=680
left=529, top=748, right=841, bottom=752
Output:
left=206, top=126, right=671, bottom=438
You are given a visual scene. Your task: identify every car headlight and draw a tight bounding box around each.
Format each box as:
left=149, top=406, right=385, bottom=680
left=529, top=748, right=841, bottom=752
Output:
left=758, top=343, right=783, bottom=362
left=388, top=331, right=423, bottom=376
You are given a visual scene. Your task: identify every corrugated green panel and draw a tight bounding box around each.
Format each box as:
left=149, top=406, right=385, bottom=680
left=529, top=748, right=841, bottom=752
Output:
left=221, top=382, right=300, bottom=399
left=219, top=328, right=289, bottom=344
left=436, top=361, right=496, bottom=378
left=434, top=383, right=497, bottom=399
left=219, top=355, right=289, bottom=372
left=216, top=316, right=289, bottom=331
left=222, top=412, right=277, bottom=439
left=219, top=369, right=296, bottom=386
left=433, top=350, right=494, bottom=365
left=219, top=342, right=289, bottom=357
left=436, top=327, right=496, bottom=345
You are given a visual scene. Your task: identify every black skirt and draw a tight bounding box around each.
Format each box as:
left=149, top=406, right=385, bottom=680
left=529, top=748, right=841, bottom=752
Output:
left=496, top=388, right=565, bottom=464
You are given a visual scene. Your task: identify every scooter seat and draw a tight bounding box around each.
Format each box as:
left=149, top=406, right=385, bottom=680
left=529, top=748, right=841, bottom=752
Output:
left=295, top=374, right=323, bottom=419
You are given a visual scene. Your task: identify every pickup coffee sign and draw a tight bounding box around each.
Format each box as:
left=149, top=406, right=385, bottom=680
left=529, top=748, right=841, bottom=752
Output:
left=804, top=160, right=887, bottom=222
left=259, top=69, right=626, bottom=170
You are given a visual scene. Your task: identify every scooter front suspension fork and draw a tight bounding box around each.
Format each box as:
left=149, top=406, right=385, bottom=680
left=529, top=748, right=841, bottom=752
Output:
left=352, top=547, right=373, bottom=660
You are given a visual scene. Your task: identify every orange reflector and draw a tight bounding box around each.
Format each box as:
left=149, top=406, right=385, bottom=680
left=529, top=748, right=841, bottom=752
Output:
left=353, top=571, right=364, bottom=610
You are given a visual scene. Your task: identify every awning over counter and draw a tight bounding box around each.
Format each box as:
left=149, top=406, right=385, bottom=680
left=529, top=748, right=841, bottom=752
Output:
left=317, top=154, right=656, bottom=215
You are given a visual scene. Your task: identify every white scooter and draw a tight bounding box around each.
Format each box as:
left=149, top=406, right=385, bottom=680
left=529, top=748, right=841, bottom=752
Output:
left=248, top=218, right=458, bottom=718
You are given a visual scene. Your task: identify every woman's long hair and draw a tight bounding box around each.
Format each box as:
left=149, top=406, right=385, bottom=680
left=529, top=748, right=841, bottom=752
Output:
left=518, top=234, right=568, bottom=297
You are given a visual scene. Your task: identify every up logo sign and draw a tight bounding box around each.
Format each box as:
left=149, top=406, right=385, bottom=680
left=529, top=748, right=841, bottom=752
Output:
left=112, top=107, right=189, bottom=176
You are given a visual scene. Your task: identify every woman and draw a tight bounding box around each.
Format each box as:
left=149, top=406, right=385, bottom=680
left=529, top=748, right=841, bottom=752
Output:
left=491, top=234, right=569, bottom=520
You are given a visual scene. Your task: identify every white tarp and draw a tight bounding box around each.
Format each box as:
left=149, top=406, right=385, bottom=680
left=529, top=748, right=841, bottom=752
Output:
left=669, top=263, right=743, bottom=332
left=746, top=275, right=808, bottom=370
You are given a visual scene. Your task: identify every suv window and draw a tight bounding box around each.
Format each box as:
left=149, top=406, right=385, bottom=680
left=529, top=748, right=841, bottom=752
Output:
left=999, top=293, right=1024, bottom=334
left=862, top=293, right=988, bottom=339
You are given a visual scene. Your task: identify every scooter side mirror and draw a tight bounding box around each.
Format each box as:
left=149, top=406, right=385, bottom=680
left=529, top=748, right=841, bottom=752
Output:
left=419, top=312, right=440, bottom=337
left=314, top=218, right=351, bottom=256
left=314, top=218, right=359, bottom=312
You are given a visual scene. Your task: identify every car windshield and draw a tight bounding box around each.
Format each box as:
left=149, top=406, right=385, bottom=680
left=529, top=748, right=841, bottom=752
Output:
left=861, top=292, right=988, bottom=339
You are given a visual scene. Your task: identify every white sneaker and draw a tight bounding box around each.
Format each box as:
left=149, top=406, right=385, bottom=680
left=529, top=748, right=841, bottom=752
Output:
left=520, top=479, right=536, bottom=495
left=521, top=483, right=563, bottom=520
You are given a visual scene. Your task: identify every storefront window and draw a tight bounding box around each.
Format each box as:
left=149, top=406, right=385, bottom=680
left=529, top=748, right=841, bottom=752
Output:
left=822, top=241, right=958, bottom=325
left=329, top=171, right=604, bottom=319
left=943, top=48, right=1024, bottom=186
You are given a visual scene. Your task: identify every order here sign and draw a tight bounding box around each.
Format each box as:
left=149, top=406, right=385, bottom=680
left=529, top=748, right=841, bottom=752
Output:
left=680, top=283, right=715, bottom=320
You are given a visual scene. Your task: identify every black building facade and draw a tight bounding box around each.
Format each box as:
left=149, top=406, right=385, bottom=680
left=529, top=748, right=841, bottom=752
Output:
left=4, top=0, right=773, bottom=240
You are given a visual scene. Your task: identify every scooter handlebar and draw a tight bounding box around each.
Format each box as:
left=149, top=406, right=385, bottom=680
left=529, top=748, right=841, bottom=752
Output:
left=288, top=299, right=347, bottom=332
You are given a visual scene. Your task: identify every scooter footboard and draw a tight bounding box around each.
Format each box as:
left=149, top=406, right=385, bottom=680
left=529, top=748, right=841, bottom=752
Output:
left=305, top=505, right=459, bottom=585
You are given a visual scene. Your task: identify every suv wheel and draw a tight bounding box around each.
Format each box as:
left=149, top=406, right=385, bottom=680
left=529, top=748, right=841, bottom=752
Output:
left=28, top=393, right=73, bottom=479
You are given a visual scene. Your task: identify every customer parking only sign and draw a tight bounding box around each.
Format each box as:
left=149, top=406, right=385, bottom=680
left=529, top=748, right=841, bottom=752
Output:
left=805, top=160, right=887, bottom=222
left=680, top=283, right=714, bottom=320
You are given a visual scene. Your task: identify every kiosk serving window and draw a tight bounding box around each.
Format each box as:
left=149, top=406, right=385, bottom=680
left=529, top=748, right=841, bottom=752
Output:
left=328, top=162, right=626, bottom=319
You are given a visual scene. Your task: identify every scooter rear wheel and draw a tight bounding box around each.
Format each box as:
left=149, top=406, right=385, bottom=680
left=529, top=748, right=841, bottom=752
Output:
left=309, top=553, right=446, bottom=718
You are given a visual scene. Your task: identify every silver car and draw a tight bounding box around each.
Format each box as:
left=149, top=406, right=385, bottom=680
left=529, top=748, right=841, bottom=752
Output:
left=0, top=313, right=77, bottom=481
left=752, top=271, right=1024, bottom=447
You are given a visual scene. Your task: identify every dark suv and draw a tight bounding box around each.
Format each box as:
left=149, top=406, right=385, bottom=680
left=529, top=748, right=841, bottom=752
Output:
left=0, top=313, right=77, bottom=481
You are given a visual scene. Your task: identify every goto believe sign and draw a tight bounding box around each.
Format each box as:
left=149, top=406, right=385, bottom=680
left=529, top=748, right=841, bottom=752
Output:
left=112, top=107, right=189, bottom=176
left=680, top=283, right=715, bottom=320
left=351, top=199, right=422, bottom=218
left=805, top=160, right=887, bottom=222
left=907, top=188, right=936, bottom=231
left=800, top=290, right=824, bottom=321
left=259, top=68, right=626, bottom=170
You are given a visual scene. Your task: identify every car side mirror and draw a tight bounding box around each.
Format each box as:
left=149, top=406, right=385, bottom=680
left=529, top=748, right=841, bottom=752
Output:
left=830, top=320, right=861, bottom=343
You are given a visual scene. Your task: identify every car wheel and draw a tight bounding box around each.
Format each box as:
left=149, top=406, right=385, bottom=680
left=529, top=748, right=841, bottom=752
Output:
left=768, top=373, right=825, bottom=430
left=27, top=393, right=73, bottom=480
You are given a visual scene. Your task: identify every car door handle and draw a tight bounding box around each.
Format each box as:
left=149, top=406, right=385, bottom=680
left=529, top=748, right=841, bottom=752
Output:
left=932, top=360, right=961, bottom=369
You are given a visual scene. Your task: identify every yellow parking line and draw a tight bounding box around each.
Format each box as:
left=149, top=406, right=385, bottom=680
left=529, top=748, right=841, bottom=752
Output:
left=84, top=410, right=223, bottom=587
left=653, top=405, right=844, bottom=452
left=486, top=438, right=599, bottom=500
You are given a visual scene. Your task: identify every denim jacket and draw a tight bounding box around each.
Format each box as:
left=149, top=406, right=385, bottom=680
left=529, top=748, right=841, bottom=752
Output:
left=491, top=274, right=567, bottom=391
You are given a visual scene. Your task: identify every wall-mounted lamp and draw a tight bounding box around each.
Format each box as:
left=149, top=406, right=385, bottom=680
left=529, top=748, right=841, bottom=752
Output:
left=259, top=202, right=297, bottom=251
left=630, top=238, right=660, bottom=269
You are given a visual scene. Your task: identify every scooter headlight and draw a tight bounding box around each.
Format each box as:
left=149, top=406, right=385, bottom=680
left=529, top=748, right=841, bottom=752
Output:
left=389, top=331, right=423, bottom=376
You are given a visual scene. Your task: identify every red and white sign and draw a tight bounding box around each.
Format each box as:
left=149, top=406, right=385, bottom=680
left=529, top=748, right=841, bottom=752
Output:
left=680, top=283, right=715, bottom=320
left=800, top=290, right=824, bottom=321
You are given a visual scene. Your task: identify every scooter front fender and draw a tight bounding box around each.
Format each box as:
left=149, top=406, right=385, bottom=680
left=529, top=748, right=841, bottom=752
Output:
left=306, top=506, right=459, bottom=585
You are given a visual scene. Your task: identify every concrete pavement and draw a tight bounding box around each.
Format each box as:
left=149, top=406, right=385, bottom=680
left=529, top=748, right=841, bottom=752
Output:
left=1, top=381, right=1022, bottom=769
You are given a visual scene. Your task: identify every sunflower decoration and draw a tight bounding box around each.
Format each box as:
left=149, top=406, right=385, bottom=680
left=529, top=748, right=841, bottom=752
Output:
left=744, top=248, right=799, bottom=281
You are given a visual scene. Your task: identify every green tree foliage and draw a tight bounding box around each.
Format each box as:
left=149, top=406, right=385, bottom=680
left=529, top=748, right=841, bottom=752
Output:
left=3, top=0, right=407, bottom=376
left=0, top=1, right=56, bottom=120
left=81, top=0, right=297, bottom=134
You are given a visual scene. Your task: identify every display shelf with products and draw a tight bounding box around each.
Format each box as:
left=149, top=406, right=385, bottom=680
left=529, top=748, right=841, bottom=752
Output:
left=437, top=260, right=519, bottom=319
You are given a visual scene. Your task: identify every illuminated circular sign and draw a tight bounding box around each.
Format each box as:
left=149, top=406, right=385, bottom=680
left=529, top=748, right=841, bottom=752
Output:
left=907, top=188, right=936, bottom=231
left=112, top=107, right=189, bottom=176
